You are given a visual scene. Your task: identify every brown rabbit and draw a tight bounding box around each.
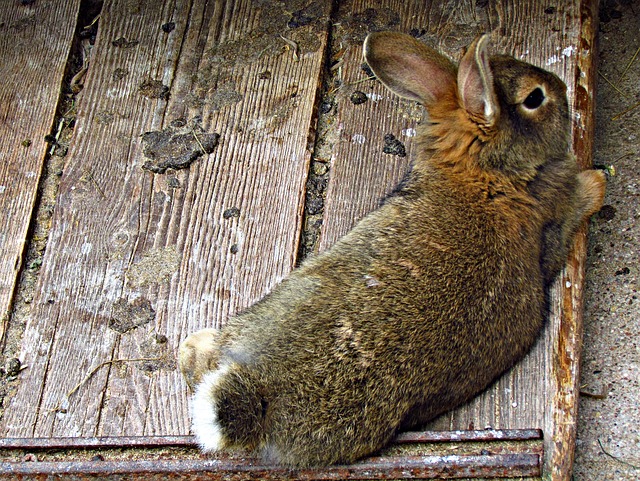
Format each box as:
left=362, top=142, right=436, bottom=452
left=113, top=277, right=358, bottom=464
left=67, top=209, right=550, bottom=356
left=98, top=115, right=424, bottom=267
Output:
left=178, top=31, right=605, bottom=467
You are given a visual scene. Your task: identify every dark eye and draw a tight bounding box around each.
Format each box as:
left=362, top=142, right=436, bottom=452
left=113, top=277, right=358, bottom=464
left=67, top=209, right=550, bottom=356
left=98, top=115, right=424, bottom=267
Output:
left=523, top=87, right=545, bottom=110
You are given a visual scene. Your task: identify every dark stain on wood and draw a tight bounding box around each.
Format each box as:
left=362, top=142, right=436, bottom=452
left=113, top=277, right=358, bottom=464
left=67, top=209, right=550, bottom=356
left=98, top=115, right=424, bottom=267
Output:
left=141, top=123, right=219, bottom=174
left=108, top=297, right=155, bottom=334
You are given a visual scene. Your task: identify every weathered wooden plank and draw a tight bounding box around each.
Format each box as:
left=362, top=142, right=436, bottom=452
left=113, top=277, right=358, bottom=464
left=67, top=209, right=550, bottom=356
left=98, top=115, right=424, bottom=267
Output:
left=0, top=0, right=81, bottom=341
left=0, top=0, right=330, bottom=439
left=548, top=2, right=600, bottom=479
left=320, top=1, right=598, bottom=479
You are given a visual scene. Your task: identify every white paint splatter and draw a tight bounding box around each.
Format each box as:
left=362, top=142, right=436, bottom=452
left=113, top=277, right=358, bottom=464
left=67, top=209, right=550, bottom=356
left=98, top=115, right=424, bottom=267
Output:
left=546, top=55, right=560, bottom=66
left=81, top=242, right=93, bottom=255
left=366, top=93, right=384, bottom=102
left=547, top=46, right=577, bottom=65
left=351, top=134, right=366, bottom=144
left=0, top=186, right=6, bottom=194
left=402, top=128, right=417, bottom=137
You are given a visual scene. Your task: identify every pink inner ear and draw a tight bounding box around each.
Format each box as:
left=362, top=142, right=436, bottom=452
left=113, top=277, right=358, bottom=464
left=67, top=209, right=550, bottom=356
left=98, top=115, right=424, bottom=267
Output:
left=364, top=32, right=457, bottom=105
left=388, top=55, right=457, bottom=104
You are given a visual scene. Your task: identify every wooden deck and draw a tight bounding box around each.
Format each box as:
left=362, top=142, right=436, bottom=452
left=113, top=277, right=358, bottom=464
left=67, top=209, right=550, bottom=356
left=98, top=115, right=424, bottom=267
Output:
left=0, top=0, right=598, bottom=479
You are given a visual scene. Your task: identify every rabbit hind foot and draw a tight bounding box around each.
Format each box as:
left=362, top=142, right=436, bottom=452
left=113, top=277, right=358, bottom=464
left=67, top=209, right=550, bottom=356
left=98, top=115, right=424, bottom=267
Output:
left=178, top=328, right=222, bottom=391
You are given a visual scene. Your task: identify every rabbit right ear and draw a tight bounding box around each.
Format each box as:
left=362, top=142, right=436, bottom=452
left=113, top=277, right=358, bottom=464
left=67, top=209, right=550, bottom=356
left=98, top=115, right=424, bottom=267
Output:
left=457, top=35, right=499, bottom=127
left=363, top=32, right=457, bottom=105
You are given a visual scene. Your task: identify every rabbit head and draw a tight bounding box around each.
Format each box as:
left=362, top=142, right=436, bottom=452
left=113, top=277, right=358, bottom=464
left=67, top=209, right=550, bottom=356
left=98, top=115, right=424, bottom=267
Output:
left=364, top=32, right=571, bottom=181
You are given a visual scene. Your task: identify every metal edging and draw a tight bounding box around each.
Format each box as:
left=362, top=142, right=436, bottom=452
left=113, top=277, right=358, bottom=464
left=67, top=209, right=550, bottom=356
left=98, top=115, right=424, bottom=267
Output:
left=0, top=454, right=541, bottom=479
left=0, top=429, right=543, bottom=479
left=0, top=429, right=543, bottom=451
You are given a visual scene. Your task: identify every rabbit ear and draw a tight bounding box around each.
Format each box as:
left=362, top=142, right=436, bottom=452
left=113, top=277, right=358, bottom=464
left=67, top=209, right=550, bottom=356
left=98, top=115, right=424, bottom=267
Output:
left=457, top=35, right=499, bottom=126
left=363, top=32, right=457, bottom=105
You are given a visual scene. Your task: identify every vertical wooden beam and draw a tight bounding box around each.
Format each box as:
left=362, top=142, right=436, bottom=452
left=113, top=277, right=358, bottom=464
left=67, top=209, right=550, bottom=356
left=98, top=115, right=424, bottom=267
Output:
left=548, top=1, right=600, bottom=479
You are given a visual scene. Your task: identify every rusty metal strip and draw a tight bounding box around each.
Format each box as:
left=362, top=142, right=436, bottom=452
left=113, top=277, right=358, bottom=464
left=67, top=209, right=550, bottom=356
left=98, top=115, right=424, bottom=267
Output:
left=0, top=435, right=194, bottom=450
left=0, top=454, right=540, bottom=479
left=0, top=429, right=542, bottom=451
left=394, top=429, right=542, bottom=443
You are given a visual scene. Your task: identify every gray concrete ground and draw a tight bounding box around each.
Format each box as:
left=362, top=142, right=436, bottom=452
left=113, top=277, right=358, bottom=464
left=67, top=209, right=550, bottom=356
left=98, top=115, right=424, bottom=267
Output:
left=574, top=1, right=640, bottom=479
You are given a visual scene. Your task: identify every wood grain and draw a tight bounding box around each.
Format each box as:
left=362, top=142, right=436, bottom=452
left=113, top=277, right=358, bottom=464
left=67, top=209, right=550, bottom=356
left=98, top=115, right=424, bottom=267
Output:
left=1, top=0, right=330, bottom=438
left=0, top=0, right=81, bottom=342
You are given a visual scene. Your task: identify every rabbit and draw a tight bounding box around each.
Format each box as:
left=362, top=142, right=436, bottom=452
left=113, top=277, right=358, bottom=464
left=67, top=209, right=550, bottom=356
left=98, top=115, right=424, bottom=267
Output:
left=178, top=31, right=606, bottom=467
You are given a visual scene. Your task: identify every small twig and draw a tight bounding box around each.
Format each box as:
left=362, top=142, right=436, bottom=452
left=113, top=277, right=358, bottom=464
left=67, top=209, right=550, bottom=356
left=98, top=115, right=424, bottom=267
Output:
left=598, top=71, right=628, bottom=98
left=579, top=389, right=607, bottom=399
left=611, top=100, right=640, bottom=121
left=344, top=75, right=376, bottom=87
left=71, top=41, right=92, bottom=93
left=329, top=58, right=343, bottom=71
left=257, top=45, right=270, bottom=59
left=48, top=118, right=65, bottom=156
left=83, top=13, right=100, bottom=30
left=618, top=45, right=640, bottom=84
left=70, top=66, right=89, bottom=92
left=279, top=34, right=299, bottom=62
left=62, top=100, right=77, bottom=118
left=191, top=129, right=207, bottom=154
left=598, top=438, right=640, bottom=469
left=81, top=170, right=106, bottom=199
left=66, top=357, right=162, bottom=400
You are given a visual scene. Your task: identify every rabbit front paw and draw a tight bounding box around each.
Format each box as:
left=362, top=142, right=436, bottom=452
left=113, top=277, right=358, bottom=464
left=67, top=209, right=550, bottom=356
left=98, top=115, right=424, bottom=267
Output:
left=577, top=169, right=607, bottom=219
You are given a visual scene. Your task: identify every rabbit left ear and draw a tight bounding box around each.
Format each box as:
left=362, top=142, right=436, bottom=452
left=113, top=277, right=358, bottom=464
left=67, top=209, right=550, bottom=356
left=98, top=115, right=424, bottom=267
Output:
left=363, top=32, right=457, bottom=105
left=458, top=35, right=499, bottom=127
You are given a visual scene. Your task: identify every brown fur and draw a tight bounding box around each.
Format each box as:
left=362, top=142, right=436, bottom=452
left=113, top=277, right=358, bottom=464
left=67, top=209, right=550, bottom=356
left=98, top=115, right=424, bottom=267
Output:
left=179, top=32, right=605, bottom=467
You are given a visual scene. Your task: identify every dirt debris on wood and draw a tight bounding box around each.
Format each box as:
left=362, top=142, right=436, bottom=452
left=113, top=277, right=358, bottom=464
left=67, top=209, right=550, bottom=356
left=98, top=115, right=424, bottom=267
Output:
left=137, top=333, right=177, bottom=373
left=125, top=246, right=181, bottom=288
left=108, top=297, right=156, bottom=334
left=141, top=119, right=219, bottom=174
left=138, top=78, right=170, bottom=100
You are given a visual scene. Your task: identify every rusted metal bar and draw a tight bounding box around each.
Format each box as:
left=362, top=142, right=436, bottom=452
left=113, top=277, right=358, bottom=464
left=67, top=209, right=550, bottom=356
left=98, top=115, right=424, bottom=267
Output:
left=394, top=429, right=542, bottom=443
left=0, top=435, right=194, bottom=451
left=0, top=454, right=540, bottom=480
left=0, top=430, right=542, bottom=479
left=0, top=429, right=542, bottom=451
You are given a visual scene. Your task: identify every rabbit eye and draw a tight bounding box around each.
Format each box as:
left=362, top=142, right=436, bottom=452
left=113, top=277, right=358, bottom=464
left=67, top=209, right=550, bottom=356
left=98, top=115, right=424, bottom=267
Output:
left=523, top=87, right=545, bottom=110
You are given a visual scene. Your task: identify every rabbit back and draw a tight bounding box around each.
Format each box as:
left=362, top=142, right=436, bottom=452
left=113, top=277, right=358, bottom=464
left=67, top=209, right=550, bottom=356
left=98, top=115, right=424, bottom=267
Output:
left=189, top=182, right=549, bottom=466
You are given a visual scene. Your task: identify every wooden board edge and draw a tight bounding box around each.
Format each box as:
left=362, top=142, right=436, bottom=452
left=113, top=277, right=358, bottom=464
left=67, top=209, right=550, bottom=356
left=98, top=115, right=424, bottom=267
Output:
left=546, top=0, right=600, bottom=480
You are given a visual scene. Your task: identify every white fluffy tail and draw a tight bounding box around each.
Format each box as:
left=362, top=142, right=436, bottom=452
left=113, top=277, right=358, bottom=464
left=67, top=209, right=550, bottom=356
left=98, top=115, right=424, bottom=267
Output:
left=190, top=364, right=231, bottom=452
left=190, top=362, right=266, bottom=452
